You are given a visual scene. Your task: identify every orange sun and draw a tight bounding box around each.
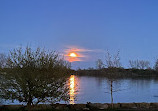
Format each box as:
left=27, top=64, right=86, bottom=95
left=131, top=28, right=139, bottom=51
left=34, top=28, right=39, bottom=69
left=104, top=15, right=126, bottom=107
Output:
left=66, top=52, right=80, bottom=62
left=69, top=52, right=77, bottom=57
left=64, top=48, right=85, bottom=62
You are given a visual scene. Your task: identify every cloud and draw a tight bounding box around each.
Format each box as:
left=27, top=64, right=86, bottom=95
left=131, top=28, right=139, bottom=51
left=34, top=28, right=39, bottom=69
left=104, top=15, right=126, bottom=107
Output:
left=64, top=46, right=105, bottom=62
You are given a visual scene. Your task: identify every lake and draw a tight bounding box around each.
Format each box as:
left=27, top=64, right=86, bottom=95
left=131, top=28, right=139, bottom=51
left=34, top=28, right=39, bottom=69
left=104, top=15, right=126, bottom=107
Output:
left=2, top=75, right=158, bottom=105
left=69, top=75, right=158, bottom=104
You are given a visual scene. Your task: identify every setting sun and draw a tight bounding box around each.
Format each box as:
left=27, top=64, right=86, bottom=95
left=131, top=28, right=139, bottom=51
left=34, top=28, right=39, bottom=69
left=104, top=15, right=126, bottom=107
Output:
left=69, top=52, right=77, bottom=57
left=64, top=47, right=86, bottom=62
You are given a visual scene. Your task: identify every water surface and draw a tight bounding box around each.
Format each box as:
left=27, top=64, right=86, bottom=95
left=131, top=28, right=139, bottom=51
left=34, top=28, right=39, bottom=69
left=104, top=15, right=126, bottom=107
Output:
left=2, top=75, right=158, bottom=105
left=69, top=75, right=158, bottom=104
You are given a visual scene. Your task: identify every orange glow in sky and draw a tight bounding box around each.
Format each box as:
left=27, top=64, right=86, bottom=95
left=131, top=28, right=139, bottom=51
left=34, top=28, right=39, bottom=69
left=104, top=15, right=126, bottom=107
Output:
left=64, top=46, right=99, bottom=62
left=65, top=48, right=84, bottom=62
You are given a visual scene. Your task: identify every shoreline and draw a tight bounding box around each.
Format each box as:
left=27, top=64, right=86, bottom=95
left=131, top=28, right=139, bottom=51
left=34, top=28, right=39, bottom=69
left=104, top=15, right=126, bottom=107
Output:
left=1, top=102, right=158, bottom=111
left=76, top=68, right=158, bottom=78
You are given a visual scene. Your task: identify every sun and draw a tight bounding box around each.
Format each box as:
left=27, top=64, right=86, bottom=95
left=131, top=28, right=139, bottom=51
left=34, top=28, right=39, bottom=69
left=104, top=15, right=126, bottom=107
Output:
left=64, top=48, right=83, bottom=62
left=69, top=52, right=77, bottom=57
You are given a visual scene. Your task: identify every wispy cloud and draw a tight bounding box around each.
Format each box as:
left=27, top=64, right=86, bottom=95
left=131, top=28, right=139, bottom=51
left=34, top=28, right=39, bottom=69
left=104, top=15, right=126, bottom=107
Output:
left=64, top=46, right=105, bottom=62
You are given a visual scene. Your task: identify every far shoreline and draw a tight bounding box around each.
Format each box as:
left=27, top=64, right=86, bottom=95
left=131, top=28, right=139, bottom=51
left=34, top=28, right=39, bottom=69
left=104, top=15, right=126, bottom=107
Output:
left=75, top=68, right=158, bottom=78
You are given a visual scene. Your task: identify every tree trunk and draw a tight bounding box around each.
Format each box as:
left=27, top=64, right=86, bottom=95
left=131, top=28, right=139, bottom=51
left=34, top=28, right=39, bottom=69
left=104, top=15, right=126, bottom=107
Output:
left=111, top=80, right=113, bottom=108
left=27, top=96, right=33, bottom=106
left=27, top=80, right=33, bottom=106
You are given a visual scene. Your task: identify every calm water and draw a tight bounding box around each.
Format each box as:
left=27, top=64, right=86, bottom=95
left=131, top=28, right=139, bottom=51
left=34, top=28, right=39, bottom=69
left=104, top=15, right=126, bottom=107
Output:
left=2, top=75, right=158, bottom=105
left=69, top=75, right=158, bottom=104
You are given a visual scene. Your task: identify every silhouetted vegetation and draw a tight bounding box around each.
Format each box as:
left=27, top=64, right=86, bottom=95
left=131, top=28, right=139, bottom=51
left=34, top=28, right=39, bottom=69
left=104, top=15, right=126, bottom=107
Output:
left=96, top=59, right=104, bottom=69
left=104, top=50, right=121, bottom=107
left=78, top=51, right=158, bottom=78
left=105, top=50, right=121, bottom=68
left=154, top=59, right=158, bottom=72
left=0, top=53, right=7, bottom=68
left=0, top=46, right=72, bottom=106
left=77, top=68, right=158, bottom=78
left=129, top=60, right=150, bottom=69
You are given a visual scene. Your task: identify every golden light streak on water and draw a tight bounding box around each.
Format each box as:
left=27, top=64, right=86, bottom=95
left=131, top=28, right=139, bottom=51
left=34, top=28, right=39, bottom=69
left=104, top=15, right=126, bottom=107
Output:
left=69, top=75, right=75, bottom=104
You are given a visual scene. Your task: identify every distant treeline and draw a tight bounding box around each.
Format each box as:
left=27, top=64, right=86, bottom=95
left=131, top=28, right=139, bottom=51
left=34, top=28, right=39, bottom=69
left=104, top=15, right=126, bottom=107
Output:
left=76, top=50, right=158, bottom=78
left=76, top=68, right=158, bottom=78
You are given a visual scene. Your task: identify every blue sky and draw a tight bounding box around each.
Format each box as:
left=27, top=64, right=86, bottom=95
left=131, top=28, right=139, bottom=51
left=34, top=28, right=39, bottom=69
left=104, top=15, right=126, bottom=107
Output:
left=1, top=0, right=158, bottom=69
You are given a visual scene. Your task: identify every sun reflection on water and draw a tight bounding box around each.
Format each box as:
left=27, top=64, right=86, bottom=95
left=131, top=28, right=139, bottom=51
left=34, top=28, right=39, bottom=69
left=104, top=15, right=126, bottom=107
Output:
left=69, top=75, right=75, bottom=104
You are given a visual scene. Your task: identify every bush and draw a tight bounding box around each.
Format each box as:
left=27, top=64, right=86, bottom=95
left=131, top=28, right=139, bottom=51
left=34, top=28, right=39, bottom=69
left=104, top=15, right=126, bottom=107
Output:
left=0, top=46, right=71, bottom=106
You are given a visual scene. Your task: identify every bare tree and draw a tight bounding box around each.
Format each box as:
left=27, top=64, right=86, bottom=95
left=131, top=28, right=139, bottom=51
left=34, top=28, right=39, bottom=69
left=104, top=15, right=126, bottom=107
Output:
left=129, top=60, right=139, bottom=69
left=96, top=59, right=104, bottom=69
left=106, top=79, right=122, bottom=108
left=0, top=53, right=7, bottom=68
left=104, top=50, right=121, bottom=108
left=139, top=60, right=150, bottom=69
left=154, top=59, right=158, bottom=71
left=129, top=60, right=150, bottom=69
left=105, top=50, right=121, bottom=68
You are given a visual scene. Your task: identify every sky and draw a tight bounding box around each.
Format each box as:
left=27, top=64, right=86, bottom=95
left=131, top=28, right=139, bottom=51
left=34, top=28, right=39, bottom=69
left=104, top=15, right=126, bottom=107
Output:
left=1, top=0, right=158, bottom=69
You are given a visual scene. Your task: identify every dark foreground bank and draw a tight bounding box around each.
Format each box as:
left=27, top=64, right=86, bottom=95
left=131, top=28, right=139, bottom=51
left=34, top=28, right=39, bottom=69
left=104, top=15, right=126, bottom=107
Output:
left=2, top=103, right=158, bottom=111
